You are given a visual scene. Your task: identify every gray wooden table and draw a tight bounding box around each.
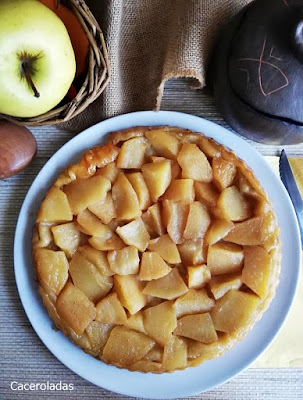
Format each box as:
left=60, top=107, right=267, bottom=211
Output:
left=1, top=80, right=303, bottom=400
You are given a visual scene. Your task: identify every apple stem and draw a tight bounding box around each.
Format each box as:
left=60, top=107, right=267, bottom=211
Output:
left=21, top=62, right=40, bottom=98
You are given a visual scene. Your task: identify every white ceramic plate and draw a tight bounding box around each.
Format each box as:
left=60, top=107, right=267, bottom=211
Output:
left=14, top=111, right=301, bottom=399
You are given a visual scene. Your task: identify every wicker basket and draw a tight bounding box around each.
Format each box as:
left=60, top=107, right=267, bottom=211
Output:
left=0, top=0, right=110, bottom=126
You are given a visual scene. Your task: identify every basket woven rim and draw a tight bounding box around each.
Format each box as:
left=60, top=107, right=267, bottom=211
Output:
left=0, top=0, right=110, bottom=126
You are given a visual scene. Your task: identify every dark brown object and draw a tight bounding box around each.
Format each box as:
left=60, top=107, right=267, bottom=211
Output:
left=0, top=0, right=110, bottom=127
left=211, top=0, right=303, bottom=145
left=0, top=122, right=37, bottom=179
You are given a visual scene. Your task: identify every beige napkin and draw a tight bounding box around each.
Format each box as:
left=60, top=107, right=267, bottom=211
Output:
left=66, top=0, right=252, bottom=131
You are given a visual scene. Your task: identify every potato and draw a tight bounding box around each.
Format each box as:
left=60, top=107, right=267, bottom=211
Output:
left=174, top=288, right=215, bottom=318
left=112, top=173, right=141, bottom=220
left=148, top=234, right=181, bottom=264
left=95, top=161, right=119, bottom=183
left=116, top=218, right=150, bottom=252
left=89, top=233, right=125, bottom=251
left=69, top=252, right=113, bottom=302
left=217, top=186, right=251, bottom=221
left=127, top=172, right=152, bottom=210
left=139, top=251, right=171, bottom=281
left=162, top=179, right=195, bottom=202
left=64, top=176, right=111, bottom=215
left=56, top=281, right=96, bottom=335
left=114, top=274, right=147, bottom=314
left=209, top=273, right=242, bottom=300
left=187, top=264, right=211, bottom=289
left=212, top=157, right=236, bottom=190
left=163, top=336, right=187, bottom=372
left=242, top=246, right=271, bottom=298
left=34, top=248, right=68, bottom=295
left=145, top=129, right=181, bottom=159
left=143, top=268, right=188, bottom=300
left=177, top=143, right=212, bottom=182
left=178, top=238, right=205, bottom=265
left=175, top=313, right=218, bottom=343
left=207, top=242, right=244, bottom=275
left=142, top=161, right=172, bottom=202
left=194, top=181, right=219, bottom=207
left=117, top=137, right=148, bottom=169
left=37, top=187, right=73, bottom=223
left=162, top=200, right=189, bottom=244
left=143, top=300, right=177, bottom=346
left=77, top=244, right=113, bottom=277
left=211, top=290, right=260, bottom=333
left=102, top=326, right=155, bottom=366
left=77, top=209, right=113, bottom=237
left=205, top=219, right=234, bottom=245
left=85, top=321, right=114, bottom=355
left=124, top=311, right=146, bottom=334
left=95, top=292, right=127, bottom=324
left=183, top=202, right=210, bottom=240
left=51, top=222, right=81, bottom=258
left=88, top=192, right=116, bottom=224
left=108, top=246, right=139, bottom=275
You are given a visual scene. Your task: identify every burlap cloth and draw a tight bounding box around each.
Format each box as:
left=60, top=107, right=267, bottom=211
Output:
left=66, top=0, right=252, bottom=131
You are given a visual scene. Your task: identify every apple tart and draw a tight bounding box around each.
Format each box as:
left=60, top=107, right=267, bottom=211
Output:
left=32, top=126, right=281, bottom=373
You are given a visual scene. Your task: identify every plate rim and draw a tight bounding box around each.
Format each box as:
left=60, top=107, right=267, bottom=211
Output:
left=14, top=110, right=302, bottom=399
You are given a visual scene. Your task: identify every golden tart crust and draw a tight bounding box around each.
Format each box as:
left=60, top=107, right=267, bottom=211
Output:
left=33, top=126, right=281, bottom=373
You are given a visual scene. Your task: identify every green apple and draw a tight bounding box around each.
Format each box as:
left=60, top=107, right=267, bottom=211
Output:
left=0, top=0, right=76, bottom=118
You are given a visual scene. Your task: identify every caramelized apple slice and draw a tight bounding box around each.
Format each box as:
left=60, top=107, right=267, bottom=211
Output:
left=69, top=252, right=113, bottom=302
left=95, top=292, right=127, bottom=324
left=142, top=161, right=172, bottom=202
left=143, top=268, right=188, bottom=300
left=163, top=335, right=187, bottom=372
left=139, top=252, right=172, bottom=281
left=108, top=246, right=139, bottom=275
left=85, top=321, right=114, bottom=355
left=209, top=273, right=242, bottom=300
left=112, top=173, right=141, bottom=220
left=151, top=156, right=181, bottom=179
left=114, top=274, right=147, bottom=314
left=205, top=219, right=234, bottom=245
left=187, top=264, right=211, bottom=289
left=102, top=326, right=155, bottom=367
left=116, top=218, right=150, bottom=252
left=64, top=176, right=111, bottom=215
left=183, top=202, right=210, bottom=240
left=145, top=129, right=181, bottom=159
left=89, top=232, right=125, bottom=251
left=174, top=288, right=215, bottom=318
left=56, top=281, right=96, bottom=335
left=124, top=312, right=146, bottom=334
left=177, top=143, right=212, bottom=182
left=178, top=238, right=205, bottom=265
left=117, top=137, right=148, bottom=169
left=162, top=179, right=195, bottom=202
left=217, top=186, right=251, bottom=221
left=95, top=161, right=119, bottom=183
left=224, top=216, right=265, bottom=245
left=127, top=172, right=152, bottom=210
left=175, top=313, right=218, bottom=343
left=162, top=200, right=189, bottom=244
left=77, top=209, right=112, bottom=237
left=34, top=248, right=69, bottom=295
left=207, top=242, right=244, bottom=275
left=242, top=246, right=271, bottom=298
left=37, top=187, right=73, bottom=223
left=51, top=222, right=81, bottom=258
left=130, top=360, right=163, bottom=373
left=143, top=301, right=177, bottom=346
left=148, top=234, right=181, bottom=264
left=148, top=203, right=165, bottom=236
left=88, top=192, right=116, bottom=224
left=77, top=244, right=113, bottom=276
left=194, top=181, right=219, bottom=207
left=212, top=157, right=236, bottom=190
left=199, top=136, right=221, bottom=158
left=211, top=290, right=260, bottom=333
